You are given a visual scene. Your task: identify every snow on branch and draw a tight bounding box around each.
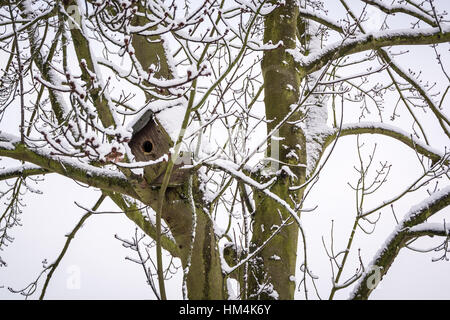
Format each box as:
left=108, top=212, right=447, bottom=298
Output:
left=0, top=4, right=54, bottom=41
left=350, top=185, right=450, bottom=300
left=408, top=222, right=450, bottom=238
left=289, top=26, right=450, bottom=73
left=361, top=0, right=438, bottom=27
left=207, top=158, right=305, bottom=230
left=0, top=164, right=48, bottom=181
left=323, top=122, right=447, bottom=164
left=298, top=8, right=344, bottom=33
left=0, top=132, right=137, bottom=198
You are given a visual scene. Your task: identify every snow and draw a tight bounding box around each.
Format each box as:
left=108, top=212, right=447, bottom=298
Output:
left=288, top=26, right=450, bottom=68
left=0, top=132, right=20, bottom=150
left=210, top=158, right=304, bottom=229
left=116, top=154, right=168, bottom=168
left=341, top=122, right=445, bottom=159
left=155, top=104, right=188, bottom=143
left=298, top=93, right=333, bottom=177
left=75, top=0, right=120, bottom=127
left=349, top=185, right=450, bottom=299
left=0, top=3, right=54, bottom=41
left=226, top=278, right=239, bottom=300
left=298, top=7, right=342, bottom=31
left=409, top=222, right=450, bottom=235
left=277, top=165, right=298, bottom=180
left=363, top=0, right=436, bottom=26
left=405, top=186, right=450, bottom=222
left=267, top=286, right=279, bottom=300
left=218, top=241, right=233, bottom=275
left=0, top=164, right=43, bottom=176
left=125, top=97, right=196, bottom=148
left=0, top=132, right=129, bottom=182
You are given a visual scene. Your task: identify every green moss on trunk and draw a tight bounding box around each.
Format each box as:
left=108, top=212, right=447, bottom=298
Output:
left=248, top=0, right=306, bottom=300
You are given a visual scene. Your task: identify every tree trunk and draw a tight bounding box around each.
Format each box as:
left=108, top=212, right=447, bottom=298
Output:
left=104, top=0, right=307, bottom=300
left=163, top=187, right=225, bottom=299
left=248, top=0, right=306, bottom=300
left=130, top=8, right=225, bottom=299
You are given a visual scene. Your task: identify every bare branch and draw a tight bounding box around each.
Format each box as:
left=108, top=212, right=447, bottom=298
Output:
left=351, top=185, right=450, bottom=300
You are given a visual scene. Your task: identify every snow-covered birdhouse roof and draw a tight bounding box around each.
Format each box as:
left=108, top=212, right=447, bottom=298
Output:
left=128, top=102, right=187, bottom=143
left=130, top=109, right=155, bottom=136
left=127, top=103, right=192, bottom=186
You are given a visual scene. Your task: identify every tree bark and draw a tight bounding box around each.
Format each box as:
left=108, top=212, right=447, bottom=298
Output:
left=248, top=0, right=306, bottom=300
left=130, top=7, right=225, bottom=299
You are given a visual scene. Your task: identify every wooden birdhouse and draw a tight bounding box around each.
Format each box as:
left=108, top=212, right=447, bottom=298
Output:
left=128, top=109, right=191, bottom=186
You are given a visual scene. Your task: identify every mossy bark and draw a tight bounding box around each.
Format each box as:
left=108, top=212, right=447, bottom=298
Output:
left=248, top=0, right=306, bottom=300
left=62, top=0, right=116, bottom=128
left=128, top=6, right=225, bottom=299
left=156, top=183, right=225, bottom=300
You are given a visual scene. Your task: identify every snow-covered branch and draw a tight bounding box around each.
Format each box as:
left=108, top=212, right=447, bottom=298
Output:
left=0, top=164, right=48, bottom=181
left=298, top=8, right=344, bottom=33
left=361, top=0, right=438, bottom=27
left=323, top=122, right=447, bottom=164
left=291, top=26, right=450, bottom=74
left=408, top=222, right=450, bottom=238
left=0, top=133, right=137, bottom=198
left=351, top=185, right=450, bottom=300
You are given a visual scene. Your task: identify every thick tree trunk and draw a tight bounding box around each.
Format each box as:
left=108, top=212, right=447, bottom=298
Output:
left=130, top=9, right=225, bottom=299
left=248, top=0, right=306, bottom=300
left=130, top=0, right=307, bottom=300
left=166, top=183, right=225, bottom=300
left=162, top=187, right=225, bottom=299
left=135, top=177, right=225, bottom=299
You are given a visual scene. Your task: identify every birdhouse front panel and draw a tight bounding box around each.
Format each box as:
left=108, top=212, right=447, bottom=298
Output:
left=128, top=117, right=172, bottom=183
left=128, top=109, right=192, bottom=186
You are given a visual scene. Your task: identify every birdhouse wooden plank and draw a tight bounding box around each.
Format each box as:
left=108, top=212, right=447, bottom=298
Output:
left=128, top=109, right=191, bottom=186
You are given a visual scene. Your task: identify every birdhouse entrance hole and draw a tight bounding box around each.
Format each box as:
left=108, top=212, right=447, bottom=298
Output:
left=129, top=109, right=191, bottom=186
left=142, top=140, right=153, bottom=153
